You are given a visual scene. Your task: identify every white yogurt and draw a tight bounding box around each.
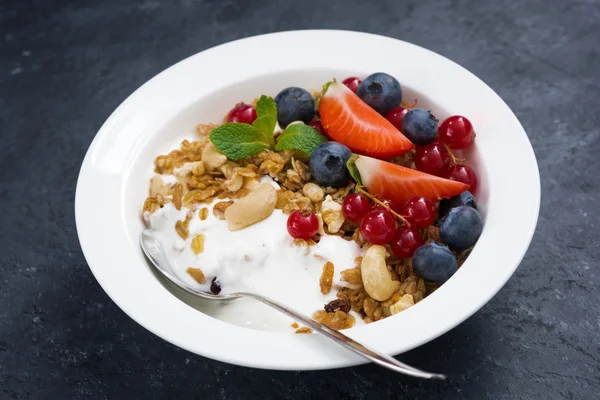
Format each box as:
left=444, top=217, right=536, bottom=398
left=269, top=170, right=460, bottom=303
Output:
left=147, top=195, right=364, bottom=331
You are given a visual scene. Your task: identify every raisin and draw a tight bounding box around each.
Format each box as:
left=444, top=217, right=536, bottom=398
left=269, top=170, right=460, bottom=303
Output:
left=324, top=299, right=351, bottom=313
left=210, top=278, right=221, bottom=295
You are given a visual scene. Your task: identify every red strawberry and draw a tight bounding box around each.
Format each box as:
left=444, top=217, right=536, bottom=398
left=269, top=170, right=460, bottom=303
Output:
left=318, top=81, right=413, bottom=158
left=354, top=155, right=469, bottom=202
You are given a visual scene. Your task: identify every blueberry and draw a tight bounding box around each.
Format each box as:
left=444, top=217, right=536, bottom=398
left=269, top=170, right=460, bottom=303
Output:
left=439, top=206, right=483, bottom=251
left=400, top=108, right=439, bottom=145
left=412, top=243, right=458, bottom=283
left=309, top=142, right=351, bottom=188
left=356, top=72, right=402, bottom=115
left=274, top=87, right=315, bottom=128
left=439, top=191, right=478, bottom=217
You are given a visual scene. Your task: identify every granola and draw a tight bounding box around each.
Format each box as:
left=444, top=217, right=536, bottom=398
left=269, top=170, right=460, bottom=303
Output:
left=319, top=261, right=334, bottom=295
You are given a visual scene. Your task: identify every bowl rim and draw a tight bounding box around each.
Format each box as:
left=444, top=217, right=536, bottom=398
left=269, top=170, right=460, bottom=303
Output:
left=75, top=29, right=540, bottom=370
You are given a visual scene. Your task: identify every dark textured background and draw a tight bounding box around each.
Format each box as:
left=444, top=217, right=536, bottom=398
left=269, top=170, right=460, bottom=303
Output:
left=1, top=0, right=599, bottom=399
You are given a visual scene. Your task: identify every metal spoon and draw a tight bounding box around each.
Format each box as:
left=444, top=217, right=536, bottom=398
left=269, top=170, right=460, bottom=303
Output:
left=141, top=229, right=445, bottom=379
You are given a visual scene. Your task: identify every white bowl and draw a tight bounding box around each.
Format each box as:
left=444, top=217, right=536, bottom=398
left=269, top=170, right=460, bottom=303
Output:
left=75, top=30, right=540, bottom=370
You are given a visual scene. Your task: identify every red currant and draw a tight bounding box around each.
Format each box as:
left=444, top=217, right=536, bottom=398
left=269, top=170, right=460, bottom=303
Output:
left=390, top=227, right=424, bottom=258
left=360, top=210, right=396, bottom=245
left=287, top=210, right=319, bottom=240
left=415, top=141, right=452, bottom=176
left=438, top=115, right=475, bottom=149
left=226, top=103, right=257, bottom=124
left=447, top=164, right=478, bottom=193
left=385, top=107, right=409, bottom=130
left=308, top=120, right=326, bottom=135
left=401, top=196, right=436, bottom=229
left=342, top=77, right=362, bottom=93
left=342, top=194, right=370, bottom=221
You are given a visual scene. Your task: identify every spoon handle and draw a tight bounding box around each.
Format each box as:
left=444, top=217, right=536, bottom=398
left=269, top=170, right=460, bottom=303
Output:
left=243, top=292, right=446, bottom=380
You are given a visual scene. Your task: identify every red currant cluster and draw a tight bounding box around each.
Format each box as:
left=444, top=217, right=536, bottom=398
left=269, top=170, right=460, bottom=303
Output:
left=343, top=193, right=435, bottom=258
left=286, top=193, right=439, bottom=259
left=387, top=111, right=478, bottom=193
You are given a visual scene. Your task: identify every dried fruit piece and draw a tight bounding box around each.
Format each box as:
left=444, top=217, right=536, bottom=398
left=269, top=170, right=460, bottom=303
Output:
left=191, top=234, right=205, bottom=255
left=186, top=267, right=206, bottom=284
left=210, top=278, right=221, bottom=295
left=320, top=261, right=334, bottom=294
left=324, top=299, right=351, bottom=313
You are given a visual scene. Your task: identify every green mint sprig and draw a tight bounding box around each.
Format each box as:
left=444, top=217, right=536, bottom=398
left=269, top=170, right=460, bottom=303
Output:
left=210, top=95, right=327, bottom=160
left=207, top=123, right=270, bottom=161
left=252, top=95, right=277, bottom=147
left=275, top=123, right=327, bottom=156
left=210, top=96, right=277, bottom=160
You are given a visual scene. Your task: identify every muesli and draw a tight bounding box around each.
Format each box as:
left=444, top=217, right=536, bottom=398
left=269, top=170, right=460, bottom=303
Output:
left=142, top=73, right=483, bottom=330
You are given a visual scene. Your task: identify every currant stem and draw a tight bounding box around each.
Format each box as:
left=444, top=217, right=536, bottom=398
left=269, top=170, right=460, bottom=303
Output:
left=441, top=143, right=465, bottom=166
left=356, top=186, right=411, bottom=227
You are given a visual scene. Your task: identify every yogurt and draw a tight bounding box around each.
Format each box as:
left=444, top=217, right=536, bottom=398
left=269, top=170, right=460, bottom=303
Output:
left=146, top=195, right=364, bottom=331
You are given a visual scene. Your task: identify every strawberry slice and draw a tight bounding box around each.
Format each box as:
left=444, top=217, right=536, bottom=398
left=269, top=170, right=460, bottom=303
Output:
left=319, top=81, right=413, bottom=158
left=354, top=155, right=469, bottom=202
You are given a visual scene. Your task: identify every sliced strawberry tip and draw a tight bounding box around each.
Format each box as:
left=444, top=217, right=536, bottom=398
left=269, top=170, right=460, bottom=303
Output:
left=319, top=81, right=413, bottom=159
left=354, top=155, right=469, bottom=202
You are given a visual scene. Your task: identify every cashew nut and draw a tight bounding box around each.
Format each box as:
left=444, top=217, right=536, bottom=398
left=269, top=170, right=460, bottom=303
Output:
left=224, top=183, right=277, bottom=230
left=201, top=142, right=227, bottom=171
left=360, top=245, right=401, bottom=301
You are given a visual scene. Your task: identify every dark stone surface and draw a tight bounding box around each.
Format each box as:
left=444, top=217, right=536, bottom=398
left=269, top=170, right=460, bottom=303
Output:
left=1, top=0, right=599, bottom=398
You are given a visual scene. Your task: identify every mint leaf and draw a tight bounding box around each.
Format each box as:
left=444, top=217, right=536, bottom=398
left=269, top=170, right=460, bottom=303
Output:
left=253, top=95, right=277, bottom=147
left=275, top=124, right=327, bottom=156
left=346, top=154, right=363, bottom=186
left=210, top=123, right=271, bottom=160
left=255, top=95, right=277, bottom=121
